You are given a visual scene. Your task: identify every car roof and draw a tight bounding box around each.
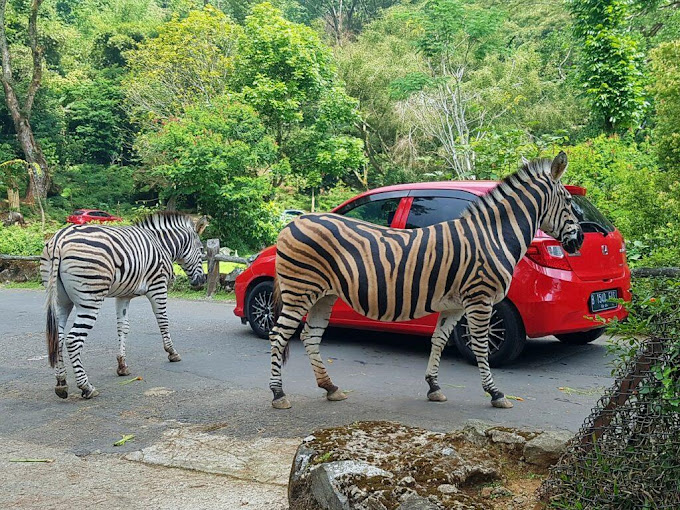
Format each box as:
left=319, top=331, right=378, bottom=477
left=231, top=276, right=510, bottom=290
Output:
left=333, top=180, right=586, bottom=211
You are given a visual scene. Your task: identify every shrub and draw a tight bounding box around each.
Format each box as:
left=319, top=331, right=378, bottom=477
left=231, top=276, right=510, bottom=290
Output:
left=0, top=223, right=58, bottom=256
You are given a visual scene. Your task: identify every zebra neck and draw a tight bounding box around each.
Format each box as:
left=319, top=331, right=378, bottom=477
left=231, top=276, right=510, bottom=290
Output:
left=147, top=229, right=184, bottom=261
left=468, top=179, right=544, bottom=267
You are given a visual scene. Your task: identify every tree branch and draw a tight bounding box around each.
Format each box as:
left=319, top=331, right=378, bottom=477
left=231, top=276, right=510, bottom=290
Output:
left=24, top=0, right=44, bottom=118
left=0, top=0, right=15, bottom=88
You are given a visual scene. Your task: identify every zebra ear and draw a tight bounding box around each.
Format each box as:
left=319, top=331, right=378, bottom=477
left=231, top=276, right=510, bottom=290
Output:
left=195, top=216, right=209, bottom=235
left=521, top=156, right=530, bottom=167
left=550, top=151, right=568, bottom=181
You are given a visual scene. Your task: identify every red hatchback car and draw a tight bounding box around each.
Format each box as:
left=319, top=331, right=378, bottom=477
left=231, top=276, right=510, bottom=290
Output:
left=234, top=182, right=631, bottom=366
left=66, top=209, right=122, bottom=225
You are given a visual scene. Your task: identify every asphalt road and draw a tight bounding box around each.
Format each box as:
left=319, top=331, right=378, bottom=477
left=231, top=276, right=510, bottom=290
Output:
left=0, top=288, right=614, bottom=456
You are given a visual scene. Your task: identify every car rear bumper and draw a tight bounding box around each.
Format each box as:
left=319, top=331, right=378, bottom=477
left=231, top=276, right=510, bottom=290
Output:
left=510, top=261, right=632, bottom=338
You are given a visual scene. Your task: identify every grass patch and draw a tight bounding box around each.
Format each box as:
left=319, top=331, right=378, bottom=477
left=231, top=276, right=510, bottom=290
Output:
left=0, top=280, right=42, bottom=290
left=168, top=289, right=236, bottom=301
left=173, top=261, right=244, bottom=276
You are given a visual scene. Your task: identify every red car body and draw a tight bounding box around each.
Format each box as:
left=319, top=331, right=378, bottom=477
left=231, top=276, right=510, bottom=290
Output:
left=66, top=209, right=122, bottom=225
left=234, top=181, right=631, bottom=363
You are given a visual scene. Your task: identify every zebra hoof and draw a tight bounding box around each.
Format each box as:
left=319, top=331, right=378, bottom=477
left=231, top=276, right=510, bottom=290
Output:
left=117, top=365, right=131, bottom=376
left=81, top=387, right=99, bottom=399
left=272, top=396, right=292, bottom=409
left=168, top=352, right=181, bottom=362
left=491, top=397, right=513, bottom=409
left=427, top=390, right=448, bottom=402
left=54, top=385, right=68, bottom=399
left=327, top=389, right=348, bottom=401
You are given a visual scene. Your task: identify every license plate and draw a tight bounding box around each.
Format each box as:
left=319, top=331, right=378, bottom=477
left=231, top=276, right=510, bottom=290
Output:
left=589, top=289, right=618, bottom=313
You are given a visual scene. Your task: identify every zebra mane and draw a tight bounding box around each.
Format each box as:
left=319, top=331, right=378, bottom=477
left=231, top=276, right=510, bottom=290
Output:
left=134, top=211, right=196, bottom=231
left=464, top=157, right=553, bottom=217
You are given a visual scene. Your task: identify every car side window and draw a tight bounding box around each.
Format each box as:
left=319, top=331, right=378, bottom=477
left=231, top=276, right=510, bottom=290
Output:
left=405, top=197, right=471, bottom=229
left=341, top=197, right=402, bottom=227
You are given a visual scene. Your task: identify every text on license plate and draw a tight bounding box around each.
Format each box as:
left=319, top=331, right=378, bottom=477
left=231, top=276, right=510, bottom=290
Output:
left=590, top=289, right=618, bottom=313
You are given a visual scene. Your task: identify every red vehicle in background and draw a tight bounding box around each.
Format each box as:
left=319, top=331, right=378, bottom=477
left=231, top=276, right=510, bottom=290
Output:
left=234, top=181, right=631, bottom=366
left=66, top=209, right=122, bottom=225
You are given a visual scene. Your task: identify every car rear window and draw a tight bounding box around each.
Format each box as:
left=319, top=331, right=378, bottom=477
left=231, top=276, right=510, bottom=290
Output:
left=572, top=195, right=615, bottom=233
left=405, top=197, right=471, bottom=229
left=73, top=210, right=84, bottom=215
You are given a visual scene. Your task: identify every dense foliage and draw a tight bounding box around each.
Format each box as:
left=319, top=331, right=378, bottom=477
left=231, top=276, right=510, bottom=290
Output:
left=0, top=0, right=678, bottom=260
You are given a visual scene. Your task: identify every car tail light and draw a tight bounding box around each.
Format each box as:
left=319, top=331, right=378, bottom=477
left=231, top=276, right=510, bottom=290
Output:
left=525, top=242, right=573, bottom=271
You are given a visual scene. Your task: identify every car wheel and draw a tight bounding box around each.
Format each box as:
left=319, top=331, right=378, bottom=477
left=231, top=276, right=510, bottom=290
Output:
left=246, top=281, right=275, bottom=339
left=450, top=300, right=526, bottom=368
left=556, top=328, right=605, bottom=345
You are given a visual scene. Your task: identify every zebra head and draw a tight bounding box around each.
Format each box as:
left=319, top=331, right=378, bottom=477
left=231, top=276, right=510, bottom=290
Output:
left=539, top=151, right=584, bottom=255
left=179, top=216, right=208, bottom=289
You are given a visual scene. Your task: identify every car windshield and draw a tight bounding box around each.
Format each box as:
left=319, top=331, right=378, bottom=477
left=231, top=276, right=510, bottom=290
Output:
left=73, top=210, right=84, bottom=215
left=572, top=195, right=615, bottom=233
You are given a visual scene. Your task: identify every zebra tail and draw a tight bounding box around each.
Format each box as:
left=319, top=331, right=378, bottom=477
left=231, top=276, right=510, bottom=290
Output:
left=45, top=249, right=60, bottom=368
left=271, top=276, right=290, bottom=365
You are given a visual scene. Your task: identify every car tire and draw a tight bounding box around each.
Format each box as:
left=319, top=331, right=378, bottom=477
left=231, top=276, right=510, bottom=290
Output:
left=450, top=300, right=526, bottom=368
left=555, top=328, right=605, bottom=345
left=246, top=280, right=275, bottom=339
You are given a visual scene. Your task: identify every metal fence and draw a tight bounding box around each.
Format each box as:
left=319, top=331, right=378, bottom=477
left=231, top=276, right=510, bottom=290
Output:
left=539, top=320, right=680, bottom=509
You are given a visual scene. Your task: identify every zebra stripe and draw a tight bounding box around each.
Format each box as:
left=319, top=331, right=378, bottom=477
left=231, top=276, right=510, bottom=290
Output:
left=41, top=212, right=207, bottom=399
left=269, top=152, right=584, bottom=409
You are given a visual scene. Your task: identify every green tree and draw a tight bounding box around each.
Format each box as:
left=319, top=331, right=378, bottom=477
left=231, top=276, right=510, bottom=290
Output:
left=136, top=97, right=282, bottom=250
left=568, top=0, right=647, bottom=132
left=124, top=6, right=242, bottom=125
left=650, top=40, right=680, bottom=173
left=235, top=2, right=365, bottom=202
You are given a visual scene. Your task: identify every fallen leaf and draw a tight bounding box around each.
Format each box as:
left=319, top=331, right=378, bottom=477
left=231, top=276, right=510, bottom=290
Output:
left=113, top=434, right=135, bottom=447
left=119, top=376, right=143, bottom=386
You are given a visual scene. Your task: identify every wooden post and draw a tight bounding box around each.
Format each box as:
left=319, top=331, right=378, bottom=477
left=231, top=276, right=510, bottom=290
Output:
left=206, top=238, right=220, bottom=298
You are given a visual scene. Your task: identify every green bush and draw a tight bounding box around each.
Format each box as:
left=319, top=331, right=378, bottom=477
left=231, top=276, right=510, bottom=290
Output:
left=561, top=135, right=680, bottom=267
left=607, top=276, right=680, bottom=412
left=0, top=223, right=58, bottom=256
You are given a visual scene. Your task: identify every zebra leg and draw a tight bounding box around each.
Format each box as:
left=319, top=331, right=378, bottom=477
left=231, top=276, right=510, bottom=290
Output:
left=54, top=287, right=73, bottom=399
left=299, top=295, right=346, bottom=402
left=270, top=303, right=308, bottom=410
left=425, top=310, right=463, bottom=402
left=66, top=302, right=103, bottom=399
left=464, top=301, right=513, bottom=409
left=115, top=297, right=132, bottom=376
left=146, top=289, right=180, bottom=362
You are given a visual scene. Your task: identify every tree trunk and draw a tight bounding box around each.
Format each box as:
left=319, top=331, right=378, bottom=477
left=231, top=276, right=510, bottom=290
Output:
left=0, top=0, right=49, bottom=203
left=7, top=187, right=19, bottom=211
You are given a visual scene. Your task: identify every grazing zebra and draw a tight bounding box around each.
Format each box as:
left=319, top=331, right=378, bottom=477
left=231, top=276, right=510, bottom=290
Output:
left=41, top=212, right=207, bottom=399
left=269, top=152, right=583, bottom=409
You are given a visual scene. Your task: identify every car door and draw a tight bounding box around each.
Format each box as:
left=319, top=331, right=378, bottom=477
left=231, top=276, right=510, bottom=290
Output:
left=329, top=189, right=476, bottom=335
left=328, top=192, right=409, bottom=326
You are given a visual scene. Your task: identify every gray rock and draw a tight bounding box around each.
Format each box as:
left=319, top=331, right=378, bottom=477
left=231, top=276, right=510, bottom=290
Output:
left=487, top=429, right=526, bottom=447
left=459, top=419, right=494, bottom=445
left=438, top=484, right=458, bottom=494
left=291, top=458, right=392, bottom=510
left=491, top=486, right=513, bottom=498
left=523, top=430, right=572, bottom=467
left=395, top=494, right=439, bottom=510
left=399, top=476, right=416, bottom=486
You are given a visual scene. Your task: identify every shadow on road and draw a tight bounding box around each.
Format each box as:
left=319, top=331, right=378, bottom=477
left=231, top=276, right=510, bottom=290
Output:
left=315, top=326, right=611, bottom=368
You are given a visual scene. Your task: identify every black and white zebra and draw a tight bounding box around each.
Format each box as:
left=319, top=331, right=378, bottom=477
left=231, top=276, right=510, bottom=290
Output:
left=41, top=212, right=207, bottom=399
left=269, top=152, right=583, bottom=409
